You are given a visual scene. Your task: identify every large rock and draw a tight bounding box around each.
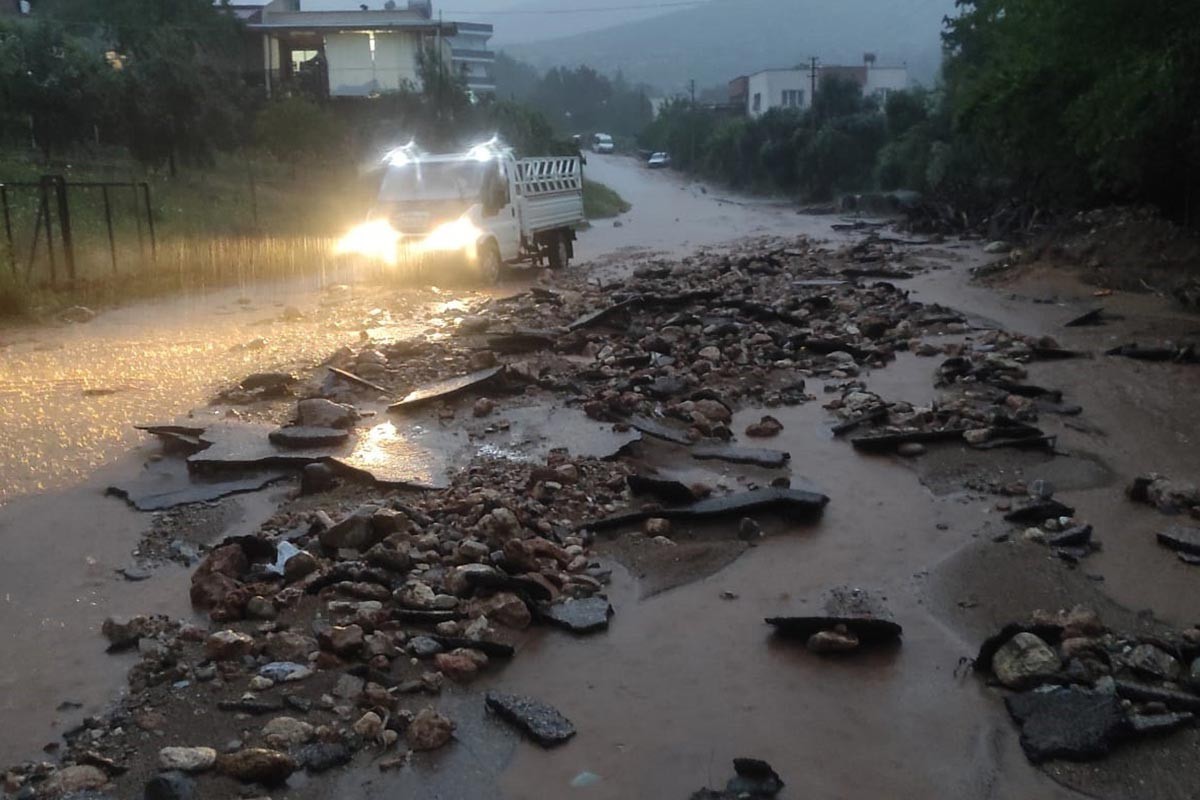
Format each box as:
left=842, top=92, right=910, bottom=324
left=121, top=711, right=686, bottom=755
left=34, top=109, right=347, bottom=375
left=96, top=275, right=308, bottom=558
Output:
left=406, top=708, right=455, bottom=751
left=262, top=717, right=315, bottom=748
left=144, top=771, right=196, bottom=800
left=204, top=630, right=255, bottom=661
left=485, top=691, right=576, bottom=747
left=264, top=632, right=317, bottom=662
left=541, top=597, right=612, bottom=634
left=295, top=742, right=352, bottom=773
left=318, top=624, right=364, bottom=656
left=1126, top=644, right=1181, bottom=681
left=42, top=765, right=109, bottom=795
left=992, top=632, right=1061, bottom=689
left=1005, top=687, right=1125, bottom=763
left=297, top=398, right=357, bottom=429
left=216, top=748, right=296, bottom=785
left=157, top=746, right=217, bottom=773
left=434, top=648, right=488, bottom=683
left=319, top=505, right=386, bottom=551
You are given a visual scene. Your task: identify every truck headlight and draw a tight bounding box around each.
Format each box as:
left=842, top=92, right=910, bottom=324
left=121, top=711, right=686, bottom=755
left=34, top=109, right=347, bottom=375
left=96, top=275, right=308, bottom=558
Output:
left=419, top=218, right=482, bottom=259
left=334, top=219, right=401, bottom=265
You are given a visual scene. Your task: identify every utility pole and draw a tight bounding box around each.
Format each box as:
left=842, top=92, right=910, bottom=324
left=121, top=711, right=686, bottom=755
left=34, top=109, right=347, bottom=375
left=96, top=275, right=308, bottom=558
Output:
left=810, top=56, right=818, bottom=111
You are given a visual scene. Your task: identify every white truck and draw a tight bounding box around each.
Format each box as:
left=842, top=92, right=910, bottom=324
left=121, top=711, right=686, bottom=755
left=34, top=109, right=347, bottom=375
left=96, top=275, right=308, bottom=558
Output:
left=337, top=139, right=585, bottom=284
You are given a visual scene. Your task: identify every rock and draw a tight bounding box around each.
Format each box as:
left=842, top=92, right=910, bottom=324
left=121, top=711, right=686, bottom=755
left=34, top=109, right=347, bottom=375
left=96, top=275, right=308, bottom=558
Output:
left=352, top=711, right=384, bottom=739
left=205, top=630, right=255, bottom=661
left=480, top=507, right=523, bottom=542
left=473, top=397, right=496, bottom=417
left=434, top=648, right=489, bottom=682
left=484, top=592, right=532, bottom=630
left=485, top=691, right=576, bottom=747
left=394, top=580, right=438, bottom=610
left=745, top=415, right=784, bottom=438
left=245, top=596, right=277, bottom=620
left=1157, top=525, right=1200, bottom=556
left=60, top=305, right=97, bottom=323
left=333, top=673, right=365, bottom=700
left=366, top=543, right=412, bottom=573
left=101, top=615, right=154, bottom=650
left=1126, top=644, right=1181, bottom=681
left=297, top=399, right=357, bottom=429
left=258, top=661, right=312, bottom=683
left=984, top=240, right=1012, bottom=254
left=283, top=551, right=320, bottom=582
left=408, top=636, right=444, bottom=658
left=144, top=771, right=196, bottom=800
left=300, top=463, right=337, bottom=495
left=264, top=632, right=317, bottom=662
left=296, top=742, right=353, bottom=773
left=642, top=517, right=671, bottom=537
left=157, top=746, right=217, bottom=773
left=406, top=707, right=455, bottom=751
left=737, top=517, right=762, bottom=540
left=766, top=587, right=902, bottom=646
left=240, top=372, right=296, bottom=392
left=897, top=442, right=926, bottom=457
left=319, top=505, right=386, bottom=551
left=1127, top=712, right=1195, bottom=737
left=1046, top=524, right=1092, bottom=548
left=1004, top=686, right=1124, bottom=762
left=992, top=632, right=1061, bottom=689
left=319, top=624, right=365, bottom=656
left=262, top=717, right=315, bottom=748
left=806, top=628, right=860, bottom=653
left=726, top=758, right=785, bottom=798
left=42, top=765, right=109, bottom=795
left=541, top=597, right=613, bottom=634
left=216, top=749, right=296, bottom=785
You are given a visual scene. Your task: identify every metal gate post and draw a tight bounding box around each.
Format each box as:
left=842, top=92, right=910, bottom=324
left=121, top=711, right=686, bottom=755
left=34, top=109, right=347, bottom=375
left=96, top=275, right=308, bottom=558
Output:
left=101, top=185, right=118, bottom=274
left=39, top=177, right=57, bottom=286
left=141, top=183, right=156, bottom=262
left=0, top=185, right=15, bottom=276
left=52, top=176, right=76, bottom=282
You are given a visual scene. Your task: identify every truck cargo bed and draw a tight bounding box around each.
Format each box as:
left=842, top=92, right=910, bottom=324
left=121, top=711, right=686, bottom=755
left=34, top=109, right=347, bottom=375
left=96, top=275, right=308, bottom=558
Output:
left=516, top=156, right=585, bottom=235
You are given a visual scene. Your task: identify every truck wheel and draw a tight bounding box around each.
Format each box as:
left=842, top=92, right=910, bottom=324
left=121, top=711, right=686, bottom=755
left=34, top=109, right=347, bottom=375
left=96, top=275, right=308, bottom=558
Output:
left=547, top=234, right=570, bottom=270
left=477, top=241, right=502, bottom=285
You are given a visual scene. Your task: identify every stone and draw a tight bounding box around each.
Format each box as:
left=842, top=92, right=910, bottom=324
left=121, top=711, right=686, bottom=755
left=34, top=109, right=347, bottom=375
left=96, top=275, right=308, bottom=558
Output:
left=1157, top=525, right=1200, bottom=556
left=693, top=399, right=732, bottom=423
left=394, top=581, right=437, bottom=610
left=1127, top=712, right=1195, bottom=737
left=264, top=632, right=317, bottom=662
left=352, top=711, right=384, bottom=739
left=262, top=717, right=315, bottom=749
left=408, top=636, right=444, bottom=658
left=300, top=463, right=337, bottom=495
left=258, top=662, right=312, bottom=683
left=240, top=372, right=296, bottom=392
left=992, top=632, right=1061, bottom=689
left=297, top=398, right=357, bottom=429
left=481, top=507, right=523, bottom=542
left=333, top=674, right=365, bottom=700
left=406, top=708, right=455, bottom=751
left=485, top=691, right=576, bottom=746
left=434, top=648, right=489, bottom=682
left=284, top=551, right=320, bottom=582
left=157, top=746, right=217, bottom=773
left=101, top=615, right=155, bottom=650
left=806, top=628, right=860, bottom=653
left=295, top=742, right=352, bottom=773
left=268, top=425, right=350, bottom=448
left=897, top=442, right=926, bottom=457
left=473, top=397, right=496, bottom=417
left=726, top=758, right=785, bottom=798
left=205, top=630, right=255, bottom=661
left=319, top=505, right=386, bottom=551
left=541, top=597, right=612, bottom=634
left=42, top=765, right=109, bottom=795
left=745, top=415, right=784, bottom=438
left=1005, top=686, right=1124, bottom=762
left=365, top=543, right=411, bottom=573
left=60, top=305, right=97, bottom=323
left=216, top=749, right=296, bottom=785
left=144, top=771, right=196, bottom=800
left=642, top=517, right=671, bottom=537
left=245, top=596, right=277, bottom=620
left=319, top=624, right=364, bottom=656
left=485, top=592, right=532, bottom=630
left=1126, top=644, right=1181, bottom=681
left=737, top=517, right=762, bottom=540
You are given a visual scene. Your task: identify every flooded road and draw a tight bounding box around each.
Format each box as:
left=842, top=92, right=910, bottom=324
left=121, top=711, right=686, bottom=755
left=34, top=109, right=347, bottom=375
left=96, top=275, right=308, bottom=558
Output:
left=0, top=157, right=845, bottom=767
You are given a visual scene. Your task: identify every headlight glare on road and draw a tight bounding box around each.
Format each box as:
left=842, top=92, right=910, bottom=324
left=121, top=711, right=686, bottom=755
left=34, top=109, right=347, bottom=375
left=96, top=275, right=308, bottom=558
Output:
left=334, top=219, right=401, bottom=265
left=419, top=218, right=481, bottom=259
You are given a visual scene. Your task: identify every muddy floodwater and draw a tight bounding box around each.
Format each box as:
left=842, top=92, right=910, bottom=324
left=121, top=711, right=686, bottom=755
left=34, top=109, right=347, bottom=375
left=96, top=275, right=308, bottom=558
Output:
left=4, top=155, right=1200, bottom=800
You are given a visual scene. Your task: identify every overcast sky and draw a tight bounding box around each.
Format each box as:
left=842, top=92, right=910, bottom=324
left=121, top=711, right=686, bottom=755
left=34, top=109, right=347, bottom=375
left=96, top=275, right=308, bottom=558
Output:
left=436, top=0, right=693, bottom=45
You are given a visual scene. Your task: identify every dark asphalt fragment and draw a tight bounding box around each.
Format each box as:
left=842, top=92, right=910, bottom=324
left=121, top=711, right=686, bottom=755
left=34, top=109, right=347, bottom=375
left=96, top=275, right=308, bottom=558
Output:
left=627, top=474, right=698, bottom=505
left=268, top=426, right=351, bottom=449
left=387, top=366, right=504, bottom=411
left=584, top=487, right=829, bottom=532
left=1156, top=525, right=1200, bottom=556
left=1004, top=686, right=1125, bottom=763
left=766, top=586, right=902, bottom=646
left=540, top=596, right=612, bottom=634
left=295, top=742, right=352, bottom=773
left=1004, top=499, right=1075, bottom=525
left=627, top=415, right=693, bottom=445
left=691, top=444, right=790, bottom=468
left=1064, top=308, right=1107, bottom=327
left=485, top=691, right=576, bottom=747
left=850, top=428, right=971, bottom=453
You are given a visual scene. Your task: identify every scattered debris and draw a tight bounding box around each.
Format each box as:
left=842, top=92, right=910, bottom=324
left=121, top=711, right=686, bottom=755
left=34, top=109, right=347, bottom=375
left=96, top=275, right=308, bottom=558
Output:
left=767, top=587, right=901, bottom=651
left=387, top=366, right=504, bottom=411
left=690, top=758, right=784, bottom=800
left=485, top=692, right=576, bottom=747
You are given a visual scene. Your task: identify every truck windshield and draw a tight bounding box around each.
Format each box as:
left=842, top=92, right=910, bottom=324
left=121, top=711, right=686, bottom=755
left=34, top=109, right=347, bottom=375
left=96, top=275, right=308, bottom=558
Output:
left=379, top=160, right=489, bottom=203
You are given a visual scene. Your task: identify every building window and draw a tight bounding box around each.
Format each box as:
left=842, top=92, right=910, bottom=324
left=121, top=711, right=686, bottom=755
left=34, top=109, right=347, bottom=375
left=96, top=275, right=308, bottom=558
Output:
left=752, top=92, right=761, bottom=112
left=291, top=49, right=319, bottom=72
left=781, top=89, right=805, bottom=108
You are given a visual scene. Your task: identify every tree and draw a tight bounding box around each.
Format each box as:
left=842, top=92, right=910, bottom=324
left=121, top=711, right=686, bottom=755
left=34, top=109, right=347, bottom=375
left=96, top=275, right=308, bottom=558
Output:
left=0, top=19, right=114, bottom=160
left=255, top=96, right=346, bottom=176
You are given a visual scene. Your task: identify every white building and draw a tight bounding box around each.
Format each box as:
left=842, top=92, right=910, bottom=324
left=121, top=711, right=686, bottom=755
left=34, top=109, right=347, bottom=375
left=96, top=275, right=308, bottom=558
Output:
left=743, top=57, right=909, bottom=118
left=226, top=0, right=493, bottom=98
left=448, top=21, right=495, bottom=97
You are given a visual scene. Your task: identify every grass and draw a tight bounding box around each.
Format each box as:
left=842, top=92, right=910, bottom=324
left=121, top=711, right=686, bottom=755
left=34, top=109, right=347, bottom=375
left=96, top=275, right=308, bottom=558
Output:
left=583, top=179, right=631, bottom=220
left=0, top=147, right=375, bottom=318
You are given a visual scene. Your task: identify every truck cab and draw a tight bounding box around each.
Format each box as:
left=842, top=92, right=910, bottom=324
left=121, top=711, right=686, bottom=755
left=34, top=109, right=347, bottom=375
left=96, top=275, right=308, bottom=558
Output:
left=338, top=140, right=584, bottom=284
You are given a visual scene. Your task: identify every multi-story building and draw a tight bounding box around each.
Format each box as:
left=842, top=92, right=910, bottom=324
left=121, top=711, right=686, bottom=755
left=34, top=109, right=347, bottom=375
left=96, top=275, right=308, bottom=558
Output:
left=448, top=21, right=495, bottom=97
left=226, top=0, right=493, bottom=99
left=741, top=55, right=909, bottom=118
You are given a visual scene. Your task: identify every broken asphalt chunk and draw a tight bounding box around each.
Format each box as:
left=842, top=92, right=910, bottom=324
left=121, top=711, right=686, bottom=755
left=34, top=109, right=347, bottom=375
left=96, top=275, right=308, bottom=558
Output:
left=485, top=691, right=576, bottom=747
left=628, top=415, right=693, bottom=445
left=106, top=469, right=290, bottom=512
left=627, top=474, right=698, bottom=505
left=1004, top=686, right=1125, bottom=763
left=540, top=596, right=612, bottom=634
left=240, top=372, right=297, bottom=392
left=1004, top=499, right=1075, bottom=525
left=486, top=330, right=559, bottom=354
left=850, top=428, right=971, bottom=453
left=1157, top=525, right=1200, bottom=556
left=1064, top=308, right=1107, bottom=327
left=690, top=758, right=784, bottom=800
left=268, top=426, right=351, bottom=449
left=691, top=444, right=790, bottom=468
left=584, top=487, right=828, bottom=532
left=1106, top=343, right=1198, bottom=363
left=567, top=297, right=637, bottom=331
left=1114, top=680, right=1200, bottom=713
left=830, top=406, right=889, bottom=436
left=387, top=366, right=504, bottom=411
left=766, top=586, right=902, bottom=647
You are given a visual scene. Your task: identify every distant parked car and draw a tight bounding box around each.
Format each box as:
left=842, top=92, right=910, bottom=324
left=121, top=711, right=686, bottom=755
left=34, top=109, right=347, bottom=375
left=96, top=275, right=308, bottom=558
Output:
left=647, top=152, right=671, bottom=169
left=591, top=133, right=614, bottom=154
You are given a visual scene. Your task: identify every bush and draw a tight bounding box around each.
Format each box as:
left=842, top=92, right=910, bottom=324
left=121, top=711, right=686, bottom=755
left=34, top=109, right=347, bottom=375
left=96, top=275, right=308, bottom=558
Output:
left=583, top=180, right=630, bottom=219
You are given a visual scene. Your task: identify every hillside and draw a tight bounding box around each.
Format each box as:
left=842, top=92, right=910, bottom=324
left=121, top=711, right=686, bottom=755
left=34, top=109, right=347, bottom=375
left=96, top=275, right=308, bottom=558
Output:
left=503, top=0, right=958, bottom=93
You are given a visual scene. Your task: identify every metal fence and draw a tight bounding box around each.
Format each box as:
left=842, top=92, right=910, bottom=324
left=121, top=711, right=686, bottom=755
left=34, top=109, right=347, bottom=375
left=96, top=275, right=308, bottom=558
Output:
left=0, top=175, right=156, bottom=286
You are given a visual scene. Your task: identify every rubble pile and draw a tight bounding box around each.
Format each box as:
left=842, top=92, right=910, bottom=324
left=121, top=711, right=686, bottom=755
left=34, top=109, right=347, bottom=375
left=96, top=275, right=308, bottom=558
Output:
left=976, top=607, right=1200, bottom=763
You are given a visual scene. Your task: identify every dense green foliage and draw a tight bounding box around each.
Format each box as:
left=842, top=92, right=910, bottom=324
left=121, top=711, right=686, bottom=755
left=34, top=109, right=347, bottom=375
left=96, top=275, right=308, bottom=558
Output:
left=583, top=180, right=631, bottom=219
left=642, top=1, right=1200, bottom=222
left=494, top=54, right=653, bottom=140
